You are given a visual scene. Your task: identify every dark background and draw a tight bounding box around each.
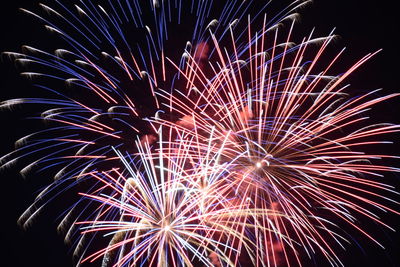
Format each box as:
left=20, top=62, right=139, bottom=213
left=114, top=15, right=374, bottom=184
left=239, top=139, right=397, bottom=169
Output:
left=0, top=0, right=399, bottom=266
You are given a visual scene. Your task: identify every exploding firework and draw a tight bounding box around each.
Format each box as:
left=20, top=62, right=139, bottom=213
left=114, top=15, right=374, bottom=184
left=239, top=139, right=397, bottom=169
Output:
left=154, top=18, right=400, bottom=265
left=74, top=128, right=287, bottom=266
left=1, top=0, right=306, bottom=228
left=1, top=0, right=399, bottom=266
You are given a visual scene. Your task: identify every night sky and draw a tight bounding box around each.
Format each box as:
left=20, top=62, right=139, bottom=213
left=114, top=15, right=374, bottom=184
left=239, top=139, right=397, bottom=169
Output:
left=1, top=1, right=399, bottom=266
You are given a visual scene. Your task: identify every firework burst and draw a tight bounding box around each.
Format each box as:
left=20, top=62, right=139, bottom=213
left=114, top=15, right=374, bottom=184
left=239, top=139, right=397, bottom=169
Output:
left=1, top=0, right=307, bottom=231
left=154, top=16, right=400, bottom=266
left=74, top=128, right=284, bottom=266
left=1, top=0, right=399, bottom=266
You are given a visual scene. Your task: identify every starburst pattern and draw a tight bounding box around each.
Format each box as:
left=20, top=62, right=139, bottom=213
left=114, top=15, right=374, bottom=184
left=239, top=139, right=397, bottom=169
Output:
left=1, top=0, right=399, bottom=266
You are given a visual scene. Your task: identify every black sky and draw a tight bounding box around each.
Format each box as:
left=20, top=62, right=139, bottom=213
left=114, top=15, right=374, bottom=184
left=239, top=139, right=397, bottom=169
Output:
left=1, top=1, right=399, bottom=267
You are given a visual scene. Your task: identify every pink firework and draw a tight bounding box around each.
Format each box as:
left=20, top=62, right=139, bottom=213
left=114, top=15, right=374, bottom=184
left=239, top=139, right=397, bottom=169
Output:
left=154, top=16, right=400, bottom=266
left=1, top=0, right=399, bottom=266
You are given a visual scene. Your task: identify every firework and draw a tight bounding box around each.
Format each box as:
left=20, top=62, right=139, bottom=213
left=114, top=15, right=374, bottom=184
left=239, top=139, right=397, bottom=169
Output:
left=154, top=16, right=400, bottom=266
left=1, top=0, right=399, bottom=266
left=1, top=0, right=306, bottom=229
left=73, top=128, right=284, bottom=266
